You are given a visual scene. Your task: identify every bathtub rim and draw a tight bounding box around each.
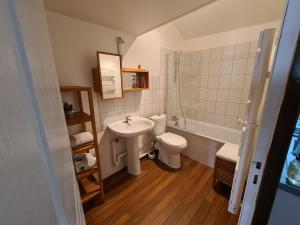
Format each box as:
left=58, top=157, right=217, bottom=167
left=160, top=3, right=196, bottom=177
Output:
left=167, top=121, right=241, bottom=145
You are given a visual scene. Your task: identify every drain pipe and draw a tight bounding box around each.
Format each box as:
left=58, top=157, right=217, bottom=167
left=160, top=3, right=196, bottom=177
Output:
left=112, top=139, right=127, bottom=166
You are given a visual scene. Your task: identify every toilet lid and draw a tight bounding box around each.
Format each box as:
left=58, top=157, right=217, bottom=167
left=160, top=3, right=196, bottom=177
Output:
left=160, top=132, right=187, bottom=149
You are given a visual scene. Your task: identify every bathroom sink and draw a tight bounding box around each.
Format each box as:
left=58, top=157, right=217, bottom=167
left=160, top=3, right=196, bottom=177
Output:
left=107, top=116, right=154, bottom=176
left=108, top=116, right=154, bottom=138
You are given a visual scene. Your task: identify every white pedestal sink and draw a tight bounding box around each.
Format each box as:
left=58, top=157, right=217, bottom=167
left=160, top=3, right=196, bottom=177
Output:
left=108, top=116, right=155, bottom=176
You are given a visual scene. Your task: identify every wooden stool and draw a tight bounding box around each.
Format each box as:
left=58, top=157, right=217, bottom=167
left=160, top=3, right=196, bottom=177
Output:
left=214, top=143, right=239, bottom=187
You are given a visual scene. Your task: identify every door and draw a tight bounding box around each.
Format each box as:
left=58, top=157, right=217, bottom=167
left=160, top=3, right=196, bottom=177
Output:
left=228, top=28, right=276, bottom=214
left=238, top=0, right=300, bottom=224
left=0, top=0, right=85, bottom=224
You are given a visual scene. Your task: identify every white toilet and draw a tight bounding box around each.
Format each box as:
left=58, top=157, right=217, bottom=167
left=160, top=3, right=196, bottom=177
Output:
left=149, top=114, right=187, bottom=169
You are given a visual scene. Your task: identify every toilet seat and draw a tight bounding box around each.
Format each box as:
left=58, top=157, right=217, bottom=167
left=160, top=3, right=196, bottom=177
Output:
left=159, top=132, right=187, bottom=150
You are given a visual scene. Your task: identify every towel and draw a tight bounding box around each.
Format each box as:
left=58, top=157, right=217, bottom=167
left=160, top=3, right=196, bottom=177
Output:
left=74, top=153, right=97, bottom=173
left=70, top=132, right=94, bottom=148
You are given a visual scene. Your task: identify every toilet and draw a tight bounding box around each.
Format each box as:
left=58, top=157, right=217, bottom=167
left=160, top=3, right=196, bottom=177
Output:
left=149, top=114, right=187, bottom=169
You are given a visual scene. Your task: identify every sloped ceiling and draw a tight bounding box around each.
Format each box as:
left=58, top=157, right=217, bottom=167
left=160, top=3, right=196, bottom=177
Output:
left=43, top=0, right=217, bottom=35
left=173, top=0, right=286, bottom=39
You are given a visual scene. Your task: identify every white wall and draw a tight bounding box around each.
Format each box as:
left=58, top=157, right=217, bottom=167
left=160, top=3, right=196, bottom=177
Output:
left=46, top=11, right=183, bottom=178
left=183, top=21, right=280, bottom=51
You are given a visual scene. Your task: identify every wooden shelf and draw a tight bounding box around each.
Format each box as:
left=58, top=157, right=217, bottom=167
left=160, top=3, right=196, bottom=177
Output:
left=79, top=175, right=101, bottom=203
left=77, top=165, right=98, bottom=180
left=81, top=190, right=102, bottom=204
left=60, top=86, right=90, bottom=92
left=123, top=88, right=149, bottom=92
left=122, top=67, right=147, bottom=73
left=122, top=67, right=149, bottom=92
left=60, top=86, right=104, bottom=205
left=72, top=142, right=95, bottom=154
left=66, top=112, right=91, bottom=126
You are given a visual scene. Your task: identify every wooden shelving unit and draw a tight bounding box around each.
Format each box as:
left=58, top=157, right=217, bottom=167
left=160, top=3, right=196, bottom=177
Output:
left=60, top=86, right=104, bottom=205
left=122, top=67, right=149, bottom=92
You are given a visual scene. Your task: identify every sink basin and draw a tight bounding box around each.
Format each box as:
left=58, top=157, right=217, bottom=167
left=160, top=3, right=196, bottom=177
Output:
left=108, top=116, right=154, bottom=138
left=107, top=116, right=155, bottom=176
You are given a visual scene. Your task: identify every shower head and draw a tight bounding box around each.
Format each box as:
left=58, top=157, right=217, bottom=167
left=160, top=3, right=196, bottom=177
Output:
left=117, top=37, right=125, bottom=44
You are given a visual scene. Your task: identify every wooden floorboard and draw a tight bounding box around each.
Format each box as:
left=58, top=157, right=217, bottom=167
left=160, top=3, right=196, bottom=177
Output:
left=85, top=155, right=239, bottom=225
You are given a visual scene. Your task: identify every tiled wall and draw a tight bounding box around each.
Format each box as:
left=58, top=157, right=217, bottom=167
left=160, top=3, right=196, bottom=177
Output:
left=98, top=72, right=166, bottom=129
left=163, top=41, right=258, bottom=130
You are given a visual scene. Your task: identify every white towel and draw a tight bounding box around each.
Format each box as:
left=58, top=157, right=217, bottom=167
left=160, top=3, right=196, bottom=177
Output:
left=70, top=132, right=94, bottom=148
left=75, top=153, right=97, bottom=173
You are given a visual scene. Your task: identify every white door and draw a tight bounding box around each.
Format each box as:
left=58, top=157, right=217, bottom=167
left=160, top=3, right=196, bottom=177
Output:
left=228, top=28, right=277, bottom=214
left=0, top=0, right=85, bottom=224
left=238, top=0, right=300, bottom=224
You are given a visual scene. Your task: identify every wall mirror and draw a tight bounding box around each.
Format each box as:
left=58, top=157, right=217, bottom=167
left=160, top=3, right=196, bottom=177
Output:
left=93, top=52, right=123, bottom=100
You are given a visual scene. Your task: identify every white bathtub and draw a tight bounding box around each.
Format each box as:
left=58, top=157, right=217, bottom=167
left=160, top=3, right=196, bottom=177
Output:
left=167, top=118, right=242, bottom=167
left=168, top=118, right=242, bottom=144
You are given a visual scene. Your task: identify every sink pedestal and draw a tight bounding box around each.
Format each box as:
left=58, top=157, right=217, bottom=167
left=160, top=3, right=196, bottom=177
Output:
left=126, top=136, right=141, bottom=176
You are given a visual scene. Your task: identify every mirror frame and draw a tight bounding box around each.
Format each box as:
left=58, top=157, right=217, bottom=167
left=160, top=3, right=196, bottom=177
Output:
left=96, top=51, right=123, bottom=100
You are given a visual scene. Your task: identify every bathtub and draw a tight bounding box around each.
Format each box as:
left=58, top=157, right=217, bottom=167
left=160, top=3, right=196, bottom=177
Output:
left=167, top=118, right=242, bottom=168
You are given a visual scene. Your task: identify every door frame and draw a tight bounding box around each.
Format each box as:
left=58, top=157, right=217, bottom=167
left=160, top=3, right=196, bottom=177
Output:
left=251, top=37, right=300, bottom=224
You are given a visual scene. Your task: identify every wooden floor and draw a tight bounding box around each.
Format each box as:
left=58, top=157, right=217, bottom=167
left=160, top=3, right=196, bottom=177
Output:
left=85, top=155, right=239, bottom=225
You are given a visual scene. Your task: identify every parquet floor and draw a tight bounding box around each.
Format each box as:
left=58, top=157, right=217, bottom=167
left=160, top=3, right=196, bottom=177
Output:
left=85, top=155, right=239, bottom=225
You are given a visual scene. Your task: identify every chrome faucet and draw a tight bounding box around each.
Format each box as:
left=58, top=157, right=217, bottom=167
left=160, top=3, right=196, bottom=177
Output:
left=124, top=115, right=132, bottom=125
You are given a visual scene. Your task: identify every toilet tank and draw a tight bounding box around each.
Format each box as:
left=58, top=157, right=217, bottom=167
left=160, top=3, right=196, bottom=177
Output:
left=149, top=114, right=166, bottom=136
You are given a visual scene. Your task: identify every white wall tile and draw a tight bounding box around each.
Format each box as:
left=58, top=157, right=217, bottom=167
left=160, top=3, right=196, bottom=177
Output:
left=152, top=102, right=160, bottom=115
left=191, top=63, right=200, bottom=75
left=192, top=51, right=201, bottom=64
left=215, top=101, right=227, bottom=114
left=241, top=89, right=250, bottom=103
left=160, top=75, right=166, bottom=89
left=143, top=90, right=152, bottom=104
left=239, top=103, right=247, bottom=118
left=205, top=112, right=215, bottom=123
left=249, top=41, right=258, bottom=57
left=234, top=42, right=250, bottom=59
left=210, top=47, right=222, bottom=61
left=200, top=75, right=209, bottom=88
left=144, top=104, right=153, bottom=116
left=246, top=58, right=256, bottom=75
left=206, top=88, right=218, bottom=100
left=220, top=60, right=233, bottom=75
left=152, top=89, right=160, bottom=102
left=197, top=111, right=205, bottom=120
left=243, top=75, right=252, bottom=90
left=209, top=62, right=220, bottom=75
left=226, top=102, right=239, bottom=116
left=208, top=76, right=219, bottom=88
left=124, top=92, right=135, bottom=109
left=232, top=59, right=247, bottom=75
left=217, top=89, right=229, bottom=101
left=228, top=89, right=242, bottom=103
left=200, top=49, right=210, bottom=62
left=152, top=76, right=160, bottom=89
left=199, top=89, right=207, bottom=100
left=113, top=99, right=125, bottom=113
left=218, top=75, right=231, bottom=89
left=225, top=115, right=238, bottom=129
left=206, top=100, right=216, bottom=113
left=230, top=75, right=245, bottom=89
left=215, top=114, right=226, bottom=126
left=199, top=62, right=210, bottom=75
left=222, top=45, right=235, bottom=60
left=99, top=99, right=114, bottom=113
